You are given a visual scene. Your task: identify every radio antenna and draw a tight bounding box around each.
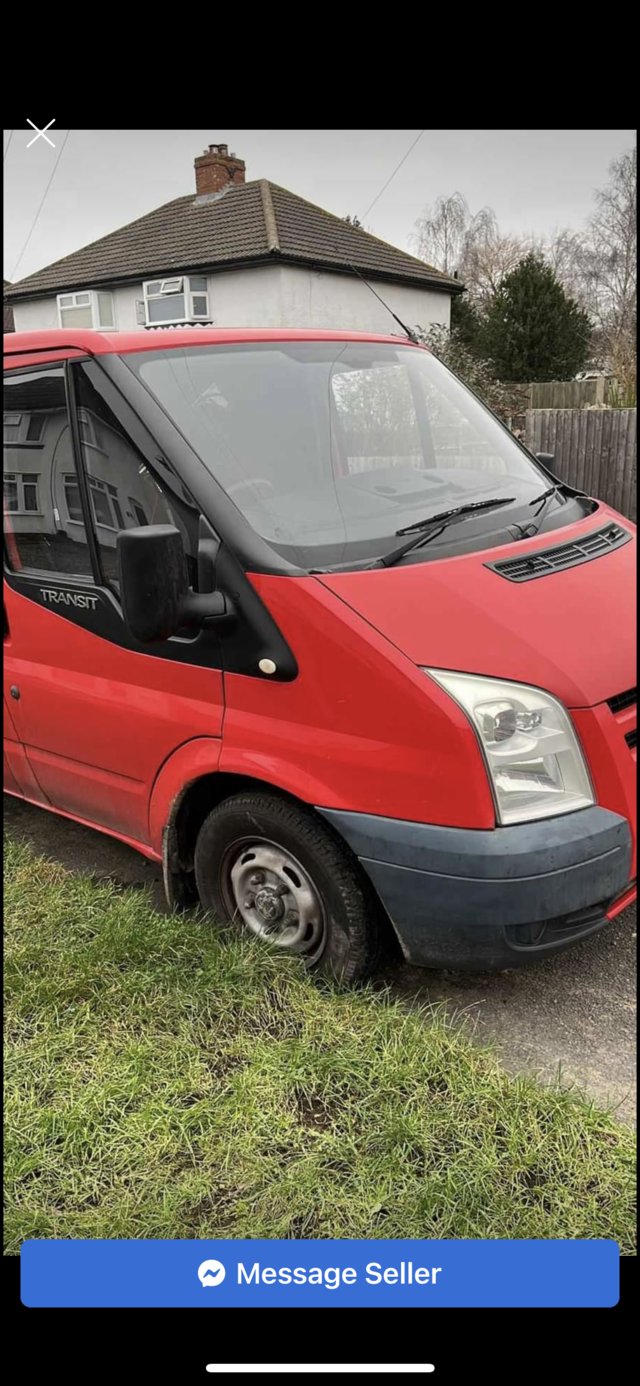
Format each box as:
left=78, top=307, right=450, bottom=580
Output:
left=338, top=252, right=420, bottom=344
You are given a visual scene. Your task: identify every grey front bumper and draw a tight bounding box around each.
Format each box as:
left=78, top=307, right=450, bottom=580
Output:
left=318, top=805, right=632, bottom=969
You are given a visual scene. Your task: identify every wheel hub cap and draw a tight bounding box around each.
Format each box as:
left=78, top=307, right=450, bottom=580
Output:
left=254, top=886, right=285, bottom=923
left=225, top=840, right=327, bottom=960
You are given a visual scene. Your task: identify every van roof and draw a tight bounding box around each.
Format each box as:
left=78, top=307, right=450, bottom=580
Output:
left=4, top=326, right=423, bottom=359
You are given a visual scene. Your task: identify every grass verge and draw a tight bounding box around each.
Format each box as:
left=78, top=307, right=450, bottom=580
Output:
left=4, top=835, right=636, bottom=1251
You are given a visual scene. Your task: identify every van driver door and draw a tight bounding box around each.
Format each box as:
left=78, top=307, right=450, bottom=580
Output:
left=3, top=355, right=224, bottom=846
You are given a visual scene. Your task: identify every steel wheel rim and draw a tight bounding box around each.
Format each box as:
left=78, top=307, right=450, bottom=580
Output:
left=220, top=836, right=328, bottom=962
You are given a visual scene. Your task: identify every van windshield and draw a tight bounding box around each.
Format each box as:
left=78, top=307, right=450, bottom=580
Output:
left=128, top=341, right=547, bottom=569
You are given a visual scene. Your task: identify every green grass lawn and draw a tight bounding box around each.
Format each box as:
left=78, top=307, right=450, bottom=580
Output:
left=4, top=834, right=636, bottom=1252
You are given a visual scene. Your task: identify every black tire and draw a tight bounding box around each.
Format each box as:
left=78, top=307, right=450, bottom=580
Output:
left=194, top=792, right=384, bottom=983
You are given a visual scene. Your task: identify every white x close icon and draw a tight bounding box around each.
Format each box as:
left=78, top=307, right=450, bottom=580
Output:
left=27, top=118, right=56, bottom=149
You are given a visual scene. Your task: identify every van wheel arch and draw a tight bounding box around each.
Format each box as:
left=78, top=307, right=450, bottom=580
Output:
left=162, top=773, right=398, bottom=960
left=163, top=772, right=269, bottom=911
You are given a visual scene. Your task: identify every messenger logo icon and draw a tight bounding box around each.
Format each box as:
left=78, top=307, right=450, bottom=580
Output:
left=198, top=1259, right=226, bottom=1288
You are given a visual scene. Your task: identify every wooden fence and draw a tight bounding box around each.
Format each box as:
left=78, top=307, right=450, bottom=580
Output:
left=525, top=408, right=637, bottom=520
left=528, top=378, right=616, bottom=409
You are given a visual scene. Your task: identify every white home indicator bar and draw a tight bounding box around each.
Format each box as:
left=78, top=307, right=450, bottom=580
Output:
left=205, top=1367, right=435, bottom=1376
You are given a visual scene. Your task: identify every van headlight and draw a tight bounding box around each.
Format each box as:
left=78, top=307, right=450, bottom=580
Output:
left=424, top=669, right=594, bottom=825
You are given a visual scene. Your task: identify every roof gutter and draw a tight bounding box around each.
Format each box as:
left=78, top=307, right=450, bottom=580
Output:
left=6, top=254, right=463, bottom=302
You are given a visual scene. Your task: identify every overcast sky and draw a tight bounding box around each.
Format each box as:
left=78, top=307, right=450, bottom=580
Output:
left=3, top=127, right=635, bottom=284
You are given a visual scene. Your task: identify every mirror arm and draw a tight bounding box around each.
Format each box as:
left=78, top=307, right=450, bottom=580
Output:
left=197, top=519, right=221, bottom=594
left=179, top=589, right=235, bottom=629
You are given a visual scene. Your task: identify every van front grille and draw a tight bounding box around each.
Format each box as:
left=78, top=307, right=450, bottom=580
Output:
left=487, top=523, right=631, bottom=582
left=607, top=687, right=637, bottom=758
left=607, top=688, right=637, bottom=715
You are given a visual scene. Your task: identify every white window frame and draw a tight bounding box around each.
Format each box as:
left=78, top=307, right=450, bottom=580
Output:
left=77, top=407, right=106, bottom=453
left=87, top=474, right=118, bottom=530
left=4, top=471, right=41, bottom=514
left=4, top=412, right=22, bottom=436
left=128, top=496, right=149, bottom=526
left=3, top=411, right=46, bottom=446
left=107, top=482, right=125, bottom=530
left=57, top=290, right=116, bottom=330
left=64, top=471, right=120, bottom=531
left=25, top=414, right=46, bottom=443
left=63, top=473, right=84, bottom=524
left=142, top=275, right=210, bottom=326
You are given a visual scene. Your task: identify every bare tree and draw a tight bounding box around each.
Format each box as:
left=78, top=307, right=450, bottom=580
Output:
left=582, top=146, right=636, bottom=395
left=537, top=150, right=636, bottom=394
left=414, top=194, right=529, bottom=302
left=413, top=192, right=471, bottom=276
left=458, top=208, right=529, bottom=302
left=414, top=151, right=636, bottom=399
left=539, top=228, right=588, bottom=304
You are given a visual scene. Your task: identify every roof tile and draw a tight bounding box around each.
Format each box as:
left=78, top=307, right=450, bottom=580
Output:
left=6, top=181, right=460, bottom=301
left=3, top=280, right=15, bottom=331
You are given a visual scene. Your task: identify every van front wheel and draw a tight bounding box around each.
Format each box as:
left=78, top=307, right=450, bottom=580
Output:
left=194, top=792, right=382, bottom=983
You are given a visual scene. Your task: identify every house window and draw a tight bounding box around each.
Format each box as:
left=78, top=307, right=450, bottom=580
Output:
left=4, top=475, right=18, bottom=510
left=89, top=476, right=116, bottom=529
left=64, top=472, right=121, bottom=530
left=26, top=415, right=45, bottom=442
left=143, top=276, right=210, bottom=325
left=77, top=408, right=103, bottom=451
left=3, top=411, right=46, bottom=446
left=63, top=474, right=84, bottom=523
left=107, top=484, right=125, bottom=529
left=129, top=498, right=148, bottom=526
left=57, top=290, right=116, bottom=330
left=4, top=472, right=39, bottom=514
left=4, top=413, right=22, bottom=442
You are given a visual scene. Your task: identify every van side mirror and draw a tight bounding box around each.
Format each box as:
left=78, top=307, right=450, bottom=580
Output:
left=535, top=452, right=555, bottom=467
left=117, top=525, right=232, bottom=643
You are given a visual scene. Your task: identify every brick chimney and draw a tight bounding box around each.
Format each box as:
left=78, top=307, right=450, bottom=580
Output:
left=194, top=143, right=246, bottom=196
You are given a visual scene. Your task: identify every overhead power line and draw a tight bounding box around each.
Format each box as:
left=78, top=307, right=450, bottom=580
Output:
left=10, top=128, right=71, bottom=282
left=360, top=130, right=426, bottom=220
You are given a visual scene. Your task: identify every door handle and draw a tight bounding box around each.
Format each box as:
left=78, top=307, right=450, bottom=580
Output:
left=10, top=685, right=20, bottom=700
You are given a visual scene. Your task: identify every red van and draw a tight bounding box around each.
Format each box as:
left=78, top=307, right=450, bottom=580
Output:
left=3, top=328, right=636, bottom=980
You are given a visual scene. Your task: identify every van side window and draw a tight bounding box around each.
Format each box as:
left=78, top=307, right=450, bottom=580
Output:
left=3, top=367, right=93, bottom=576
left=72, top=363, right=200, bottom=588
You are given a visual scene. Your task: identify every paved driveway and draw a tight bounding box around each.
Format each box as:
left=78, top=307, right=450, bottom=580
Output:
left=5, top=795, right=636, bottom=1122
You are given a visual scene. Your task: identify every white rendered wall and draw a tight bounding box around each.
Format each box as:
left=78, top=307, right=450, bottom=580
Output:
left=11, top=265, right=451, bottom=337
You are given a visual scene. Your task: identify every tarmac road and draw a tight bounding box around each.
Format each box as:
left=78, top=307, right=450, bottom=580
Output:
left=5, top=795, right=636, bottom=1122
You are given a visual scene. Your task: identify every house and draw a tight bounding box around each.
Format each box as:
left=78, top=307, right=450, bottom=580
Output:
left=5, top=145, right=461, bottom=337
left=3, top=281, right=15, bottom=333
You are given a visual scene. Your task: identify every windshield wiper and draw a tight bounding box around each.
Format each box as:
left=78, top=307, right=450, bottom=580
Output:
left=371, top=497, right=516, bottom=569
left=523, top=481, right=578, bottom=537
left=530, top=483, right=568, bottom=514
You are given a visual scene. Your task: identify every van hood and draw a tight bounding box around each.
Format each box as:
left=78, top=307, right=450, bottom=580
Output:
left=318, top=511, right=637, bottom=708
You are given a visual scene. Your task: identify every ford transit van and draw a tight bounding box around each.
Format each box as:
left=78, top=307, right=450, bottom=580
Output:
left=4, top=328, right=636, bottom=980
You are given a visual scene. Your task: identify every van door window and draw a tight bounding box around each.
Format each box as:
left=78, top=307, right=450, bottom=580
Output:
left=71, top=362, right=200, bottom=588
left=3, top=367, right=93, bottom=576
